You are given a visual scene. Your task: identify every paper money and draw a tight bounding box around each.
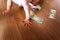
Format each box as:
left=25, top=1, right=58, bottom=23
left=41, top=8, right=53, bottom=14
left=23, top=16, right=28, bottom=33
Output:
left=49, top=9, right=56, bottom=19
left=30, top=10, right=43, bottom=23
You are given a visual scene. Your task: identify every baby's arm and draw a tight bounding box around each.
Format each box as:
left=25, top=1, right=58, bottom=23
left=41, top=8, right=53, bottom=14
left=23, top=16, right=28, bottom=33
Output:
left=6, top=0, right=12, bottom=10
left=22, top=0, right=32, bottom=26
left=22, top=0, right=30, bottom=20
left=2, top=0, right=12, bottom=15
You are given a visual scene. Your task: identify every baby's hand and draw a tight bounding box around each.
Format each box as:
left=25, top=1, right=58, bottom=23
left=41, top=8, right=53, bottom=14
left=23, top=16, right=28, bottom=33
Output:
left=23, top=18, right=32, bottom=26
left=2, top=9, right=10, bottom=16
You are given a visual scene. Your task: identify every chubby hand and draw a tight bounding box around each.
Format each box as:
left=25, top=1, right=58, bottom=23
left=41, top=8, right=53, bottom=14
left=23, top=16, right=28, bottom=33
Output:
left=2, top=9, right=10, bottom=16
left=23, top=18, right=32, bottom=26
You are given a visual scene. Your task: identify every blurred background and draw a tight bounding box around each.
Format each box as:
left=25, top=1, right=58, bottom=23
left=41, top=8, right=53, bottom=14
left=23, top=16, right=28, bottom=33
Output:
left=0, top=0, right=60, bottom=40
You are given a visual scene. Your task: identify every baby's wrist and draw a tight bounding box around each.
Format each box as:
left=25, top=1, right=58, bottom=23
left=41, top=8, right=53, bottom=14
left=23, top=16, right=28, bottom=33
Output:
left=6, top=8, right=10, bottom=11
left=26, top=17, right=30, bottom=20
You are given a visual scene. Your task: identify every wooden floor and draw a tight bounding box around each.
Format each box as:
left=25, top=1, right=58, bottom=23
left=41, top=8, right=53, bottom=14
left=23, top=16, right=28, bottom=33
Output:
left=0, top=0, right=60, bottom=40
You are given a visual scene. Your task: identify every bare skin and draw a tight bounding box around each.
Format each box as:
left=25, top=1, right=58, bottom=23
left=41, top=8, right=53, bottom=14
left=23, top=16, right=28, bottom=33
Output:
left=2, top=0, right=39, bottom=26
left=2, top=0, right=32, bottom=26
